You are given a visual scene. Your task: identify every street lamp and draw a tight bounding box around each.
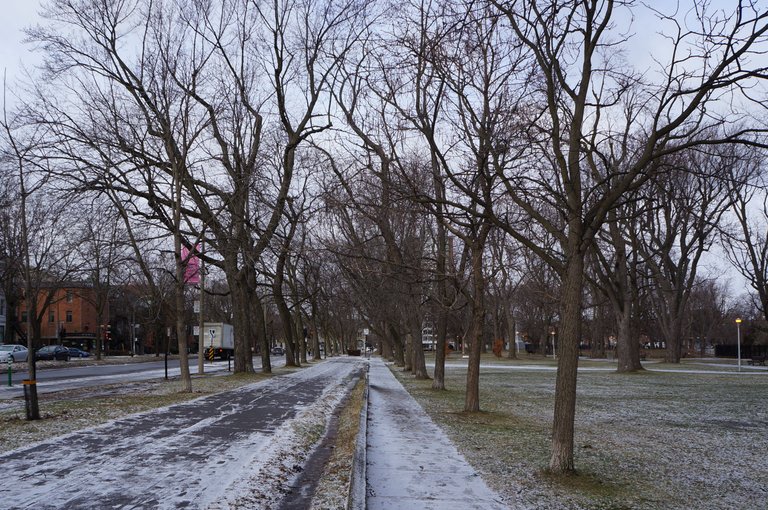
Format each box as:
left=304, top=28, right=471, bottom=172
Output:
left=736, top=318, right=742, bottom=372
left=551, top=329, right=556, bottom=360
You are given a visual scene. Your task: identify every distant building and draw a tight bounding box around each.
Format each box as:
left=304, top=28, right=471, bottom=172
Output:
left=18, top=284, right=108, bottom=350
left=422, top=323, right=435, bottom=351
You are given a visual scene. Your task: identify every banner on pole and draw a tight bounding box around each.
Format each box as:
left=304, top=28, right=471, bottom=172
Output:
left=182, top=245, right=201, bottom=284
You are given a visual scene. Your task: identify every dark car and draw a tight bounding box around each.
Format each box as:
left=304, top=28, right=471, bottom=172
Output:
left=68, top=347, right=91, bottom=358
left=270, top=346, right=285, bottom=356
left=36, top=345, right=71, bottom=361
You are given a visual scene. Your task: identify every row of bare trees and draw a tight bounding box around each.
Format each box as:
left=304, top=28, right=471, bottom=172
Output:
left=3, top=0, right=768, bottom=474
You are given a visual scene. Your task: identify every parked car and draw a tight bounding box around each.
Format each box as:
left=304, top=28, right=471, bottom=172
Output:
left=36, top=345, right=71, bottom=361
left=68, top=347, right=91, bottom=358
left=0, top=344, right=29, bottom=363
left=270, top=346, right=285, bottom=356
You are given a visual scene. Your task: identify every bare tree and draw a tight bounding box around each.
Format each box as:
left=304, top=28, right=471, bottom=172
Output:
left=488, top=229, right=524, bottom=359
left=638, top=150, right=734, bottom=363
left=1, top=105, right=83, bottom=418
left=73, top=199, right=130, bottom=360
left=25, top=0, right=365, bottom=378
left=488, top=0, right=768, bottom=472
left=721, top=147, right=768, bottom=322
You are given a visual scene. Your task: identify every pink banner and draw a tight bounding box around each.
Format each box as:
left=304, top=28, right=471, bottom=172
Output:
left=182, top=245, right=200, bottom=284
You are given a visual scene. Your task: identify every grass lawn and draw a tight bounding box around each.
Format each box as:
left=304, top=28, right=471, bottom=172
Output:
left=393, top=354, right=768, bottom=509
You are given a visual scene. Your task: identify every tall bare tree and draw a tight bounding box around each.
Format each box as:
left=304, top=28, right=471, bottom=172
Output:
left=489, top=0, right=768, bottom=472
left=638, top=150, right=734, bottom=363
left=721, top=147, right=768, bottom=323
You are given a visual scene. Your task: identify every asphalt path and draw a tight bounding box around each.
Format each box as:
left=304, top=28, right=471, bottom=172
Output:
left=0, top=356, right=285, bottom=397
left=0, top=357, right=365, bottom=509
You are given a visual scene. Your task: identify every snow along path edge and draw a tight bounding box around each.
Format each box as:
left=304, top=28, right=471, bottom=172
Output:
left=346, top=361, right=369, bottom=509
left=208, top=358, right=367, bottom=509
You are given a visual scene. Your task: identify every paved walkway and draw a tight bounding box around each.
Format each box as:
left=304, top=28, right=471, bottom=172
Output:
left=0, top=358, right=366, bottom=509
left=366, top=358, right=508, bottom=509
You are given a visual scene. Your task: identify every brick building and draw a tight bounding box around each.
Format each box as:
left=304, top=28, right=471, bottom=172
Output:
left=18, top=284, right=109, bottom=350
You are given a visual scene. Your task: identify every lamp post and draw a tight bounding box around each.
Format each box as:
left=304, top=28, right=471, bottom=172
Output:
left=736, top=318, right=742, bottom=372
left=551, top=329, right=556, bottom=360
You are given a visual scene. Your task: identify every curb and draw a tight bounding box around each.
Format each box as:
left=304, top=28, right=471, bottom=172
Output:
left=347, top=361, right=370, bottom=509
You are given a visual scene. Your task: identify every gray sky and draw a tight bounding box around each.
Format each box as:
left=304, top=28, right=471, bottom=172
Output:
left=0, top=0, right=755, bottom=301
left=1, top=0, right=41, bottom=86
left=0, top=0, right=747, bottom=84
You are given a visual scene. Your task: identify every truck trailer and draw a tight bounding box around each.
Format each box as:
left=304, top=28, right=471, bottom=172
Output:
left=201, top=322, right=234, bottom=360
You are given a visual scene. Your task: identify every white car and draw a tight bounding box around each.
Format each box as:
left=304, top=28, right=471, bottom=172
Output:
left=0, top=344, right=29, bottom=363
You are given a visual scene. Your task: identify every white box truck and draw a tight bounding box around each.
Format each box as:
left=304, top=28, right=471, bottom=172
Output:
left=202, top=322, right=234, bottom=360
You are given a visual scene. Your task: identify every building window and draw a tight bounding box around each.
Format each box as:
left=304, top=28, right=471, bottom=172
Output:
left=66, top=291, right=74, bottom=303
left=49, top=311, right=55, bottom=323
left=0, top=298, right=5, bottom=317
left=21, top=311, right=27, bottom=323
left=66, top=310, right=73, bottom=323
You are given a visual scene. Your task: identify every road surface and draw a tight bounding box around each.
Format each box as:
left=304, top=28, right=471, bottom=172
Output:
left=0, top=355, right=284, bottom=397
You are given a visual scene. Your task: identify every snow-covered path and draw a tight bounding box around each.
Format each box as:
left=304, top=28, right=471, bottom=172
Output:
left=365, top=359, right=509, bottom=509
left=0, top=358, right=365, bottom=509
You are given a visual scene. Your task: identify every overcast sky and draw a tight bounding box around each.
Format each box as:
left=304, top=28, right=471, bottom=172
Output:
left=0, top=0, right=755, bottom=301
left=0, top=0, right=42, bottom=86
left=0, top=1, right=748, bottom=80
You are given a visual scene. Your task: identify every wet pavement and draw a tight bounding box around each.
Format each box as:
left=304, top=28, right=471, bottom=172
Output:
left=365, top=358, right=508, bottom=509
left=0, top=358, right=366, bottom=509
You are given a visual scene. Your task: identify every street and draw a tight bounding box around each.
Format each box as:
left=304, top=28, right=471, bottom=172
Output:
left=0, top=357, right=366, bottom=509
left=0, top=355, right=284, bottom=397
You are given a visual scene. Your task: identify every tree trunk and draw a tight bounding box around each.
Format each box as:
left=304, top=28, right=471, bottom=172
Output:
left=591, top=315, right=607, bottom=359
left=662, top=302, right=683, bottom=363
left=664, top=312, right=684, bottom=363
left=403, top=332, right=413, bottom=372
left=615, top=305, right=643, bottom=372
left=252, top=293, right=271, bottom=374
left=381, top=328, right=394, bottom=361
left=25, top=312, right=40, bottom=420
left=549, top=253, right=584, bottom=473
left=277, top=295, right=298, bottom=366
left=465, top=242, right=486, bottom=412
left=228, top=269, right=256, bottom=373
left=411, top=318, right=430, bottom=380
left=432, top=307, right=448, bottom=389
left=310, top=302, right=321, bottom=361
left=296, top=313, right=308, bottom=364
left=389, top=324, right=405, bottom=365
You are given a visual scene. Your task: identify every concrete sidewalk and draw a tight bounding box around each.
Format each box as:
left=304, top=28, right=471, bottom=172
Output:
left=365, top=358, right=509, bottom=509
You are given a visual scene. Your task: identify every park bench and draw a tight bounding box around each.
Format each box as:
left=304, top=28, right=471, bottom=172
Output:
left=748, top=355, right=766, bottom=366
